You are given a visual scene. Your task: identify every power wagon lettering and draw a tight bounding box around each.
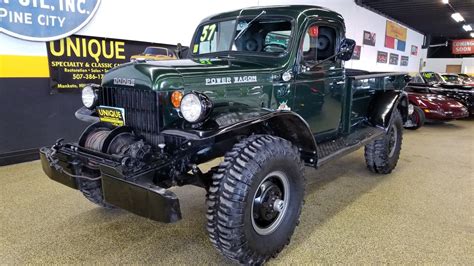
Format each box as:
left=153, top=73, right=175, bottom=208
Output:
left=205, top=75, right=257, bottom=86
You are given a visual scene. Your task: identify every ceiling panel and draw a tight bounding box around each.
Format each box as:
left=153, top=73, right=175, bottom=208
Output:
left=357, top=0, right=474, bottom=39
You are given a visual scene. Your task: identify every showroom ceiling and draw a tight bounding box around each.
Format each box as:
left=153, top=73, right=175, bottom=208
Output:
left=356, top=0, right=474, bottom=38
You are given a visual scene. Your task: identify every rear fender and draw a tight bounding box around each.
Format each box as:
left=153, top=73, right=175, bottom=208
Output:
left=368, top=90, right=408, bottom=129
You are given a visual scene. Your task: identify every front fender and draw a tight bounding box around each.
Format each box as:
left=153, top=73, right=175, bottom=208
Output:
left=368, top=90, right=408, bottom=128
left=162, top=108, right=318, bottom=165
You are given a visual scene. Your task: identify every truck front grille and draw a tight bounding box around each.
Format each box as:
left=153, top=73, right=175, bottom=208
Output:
left=100, top=86, right=161, bottom=145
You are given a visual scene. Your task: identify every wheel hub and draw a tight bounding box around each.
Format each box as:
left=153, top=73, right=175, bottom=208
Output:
left=251, top=171, right=290, bottom=235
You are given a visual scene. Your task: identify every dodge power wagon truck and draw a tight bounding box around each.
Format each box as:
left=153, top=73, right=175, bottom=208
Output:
left=40, top=5, right=409, bottom=264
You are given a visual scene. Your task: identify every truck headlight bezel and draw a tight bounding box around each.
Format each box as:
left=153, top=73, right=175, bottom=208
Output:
left=179, top=92, right=213, bottom=123
left=82, top=85, right=99, bottom=109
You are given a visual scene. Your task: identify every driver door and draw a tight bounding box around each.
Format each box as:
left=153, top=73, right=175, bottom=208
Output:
left=293, top=23, right=344, bottom=137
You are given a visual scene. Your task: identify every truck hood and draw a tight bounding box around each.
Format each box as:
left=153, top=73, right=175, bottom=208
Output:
left=102, top=57, right=280, bottom=90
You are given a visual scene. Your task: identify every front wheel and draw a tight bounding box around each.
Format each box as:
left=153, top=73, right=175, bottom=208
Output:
left=405, top=105, right=425, bottom=130
left=206, top=135, right=305, bottom=264
left=78, top=179, right=115, bottom=208
left=364, top=110, right=403, bottom=174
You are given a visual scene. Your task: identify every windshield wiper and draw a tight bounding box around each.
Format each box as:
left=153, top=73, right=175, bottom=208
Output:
left=234, top=10, right=266, bottom=41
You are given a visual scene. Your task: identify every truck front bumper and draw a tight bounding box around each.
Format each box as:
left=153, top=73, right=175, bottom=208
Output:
left=39, top=145, right=182, bottom=223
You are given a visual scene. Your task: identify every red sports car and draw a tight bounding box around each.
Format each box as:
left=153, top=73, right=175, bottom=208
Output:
left=404, top=87, right=469, bottom=129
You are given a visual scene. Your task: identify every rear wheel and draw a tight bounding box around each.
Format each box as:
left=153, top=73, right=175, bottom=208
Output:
left=365, top=110, right=403, bottom=174
left=206, top=135, right=305, bottom=264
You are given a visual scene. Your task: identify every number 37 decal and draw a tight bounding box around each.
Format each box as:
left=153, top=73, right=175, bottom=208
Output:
left=200, top=24, right=217, bottom=42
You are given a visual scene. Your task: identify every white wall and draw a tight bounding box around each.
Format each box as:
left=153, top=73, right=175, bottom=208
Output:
left=424, top=58, right=474, bottom=74
left=259, top=0, right=426, bottom=73
left=0, top=0, right=427, bottom=72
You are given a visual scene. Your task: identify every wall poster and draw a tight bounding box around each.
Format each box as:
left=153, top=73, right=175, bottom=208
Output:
left=389, top=53, right=399, bottom=65
left=46, top=35, right=180, bottom=92
left=400, top=55, right=409, bottom=66
left=363, top=30, right=376, bottom=46
left=385, top=20, right=407, bottom=52
left=377, top=51, right=388, bottom=63
left=352, top=45, right=361, bottom=60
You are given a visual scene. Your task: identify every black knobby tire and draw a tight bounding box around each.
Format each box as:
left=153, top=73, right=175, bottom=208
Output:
left=406, top=106, right=425, bottom=130
left=364, top=110, right=403, bottom=174
left=78, top=179, right=115, bottom=208
left=206, top=135, right=305, bottom=264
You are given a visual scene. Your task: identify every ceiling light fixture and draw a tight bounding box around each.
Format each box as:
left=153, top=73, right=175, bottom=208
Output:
left=451, top=13, right=464, bottom=22
left=442, top=0, right=449, bottom=4
left=462, top=24, right=472, bottom=32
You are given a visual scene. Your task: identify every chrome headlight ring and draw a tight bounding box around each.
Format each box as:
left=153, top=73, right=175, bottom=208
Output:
left=179, top=91, right=213, bottom=123
left=81, top=85, right=100, bottom=109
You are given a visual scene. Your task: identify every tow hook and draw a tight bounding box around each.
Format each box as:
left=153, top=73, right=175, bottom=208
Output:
left=52, top=138, right=64, bottom=152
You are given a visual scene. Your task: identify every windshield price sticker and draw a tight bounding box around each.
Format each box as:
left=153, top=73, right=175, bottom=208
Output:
left=0, top=0, right=101, bottom=41
left=200, top=23, right=216, bottom=42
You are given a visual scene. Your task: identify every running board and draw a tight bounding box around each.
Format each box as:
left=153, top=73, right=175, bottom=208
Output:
left=316, top=127, right=385, bottom=167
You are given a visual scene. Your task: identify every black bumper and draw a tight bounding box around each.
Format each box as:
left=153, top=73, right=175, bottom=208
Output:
left=39, top=146, right=182, bottom=223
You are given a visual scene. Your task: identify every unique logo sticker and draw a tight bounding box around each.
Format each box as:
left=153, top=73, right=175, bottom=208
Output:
left=96, top=106, right=125, bottom=126
left=277, top=101, right=291, bottom=111
left=205, top=75, right=257, bottom=86
left=0, top=0, right=101, bottom=41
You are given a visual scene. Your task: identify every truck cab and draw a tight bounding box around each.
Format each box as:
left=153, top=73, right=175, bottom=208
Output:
left=40, top=5, right=409, bottom=264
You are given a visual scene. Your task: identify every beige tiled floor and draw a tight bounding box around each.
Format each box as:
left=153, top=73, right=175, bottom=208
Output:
left=1, top=119, right=473, bottom=264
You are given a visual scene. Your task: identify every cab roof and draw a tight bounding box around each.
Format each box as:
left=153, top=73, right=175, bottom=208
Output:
left=201, top=5, right=344, bottom=24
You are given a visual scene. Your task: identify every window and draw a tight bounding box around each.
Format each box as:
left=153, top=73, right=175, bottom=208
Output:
left=411, top=74, right=424, bottom=83
left=144, top=47, right=167, bottom=56
left=301, top=25, right=337, bottom=64
left=192, top=16, right=293, bottom=56
left=421, top=72, right=442, bottom=83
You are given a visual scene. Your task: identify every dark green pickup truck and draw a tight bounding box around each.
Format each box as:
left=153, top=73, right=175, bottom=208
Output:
left=40, top=5, right=409, bottom=264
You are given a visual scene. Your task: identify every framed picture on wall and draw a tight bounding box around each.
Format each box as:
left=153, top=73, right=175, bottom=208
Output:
left=389, top=53, right=399, bottom=65
left=377, top=51, right=388, bottom=63
left=400, top=56, right=409, bottom=66
left=411, top=45, right=418, bottom=56
left=352, top=45, right=361, bottom=60
left=363, top=30, right=376, bottom=46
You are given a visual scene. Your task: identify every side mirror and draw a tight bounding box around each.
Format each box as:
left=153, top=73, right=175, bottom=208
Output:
left=176, top=43, right=183, bottom=59
left=337, top=38, right=356, bottom=61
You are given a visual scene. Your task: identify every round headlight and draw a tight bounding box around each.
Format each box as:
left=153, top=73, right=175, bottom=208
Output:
left=180, top=92, right=212, bottom=123
left=82, top=86, right=98, bottom=109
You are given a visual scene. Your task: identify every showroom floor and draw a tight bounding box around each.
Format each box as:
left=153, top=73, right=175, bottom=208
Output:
left=1, top=119, right=473, bottom=264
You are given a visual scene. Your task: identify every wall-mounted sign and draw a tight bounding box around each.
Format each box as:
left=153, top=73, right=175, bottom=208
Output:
left=0, top=0, right=101, bottom=41
left=385, top=20, right=407, bottom=52
left=400, top=55, right=409, bottom=66
left=46, top=35, right=179, bottom=92
left=352, top=45, right=361, bottom=60
left=377, top=51, right=388, bottom=63
left=452, top=39, right=474, bottom=55
left=389, top=53, right=399, bottom=65
left=363, top=30, right=376, bottom=46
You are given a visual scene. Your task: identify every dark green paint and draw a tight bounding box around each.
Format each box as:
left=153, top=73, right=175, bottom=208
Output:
left=101, top=5, right=405, bottom=136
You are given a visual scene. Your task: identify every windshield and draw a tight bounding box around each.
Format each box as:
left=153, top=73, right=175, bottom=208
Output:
left=421, top=72, right=442, bottom=84
left=442, top=75, right=461, bottom=83
left=192, top=16, right=292, bottom=56
left=144, top=47, right=168, bottom=56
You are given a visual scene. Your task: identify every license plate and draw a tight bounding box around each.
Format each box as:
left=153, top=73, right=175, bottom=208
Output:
left=96, top=106, right=125, bottom=126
